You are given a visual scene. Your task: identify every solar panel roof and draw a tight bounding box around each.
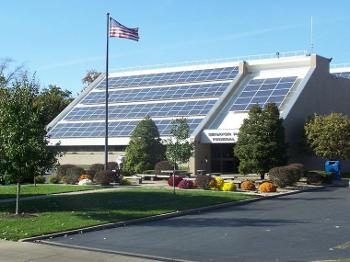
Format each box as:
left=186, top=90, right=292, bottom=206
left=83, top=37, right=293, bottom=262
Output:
left=48, top=65, right=239, bottom=139
left=230, top=76, right=297, bottom=111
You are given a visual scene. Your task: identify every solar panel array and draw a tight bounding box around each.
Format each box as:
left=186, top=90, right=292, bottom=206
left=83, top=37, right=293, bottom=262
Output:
left=96, top=67, right=238, bottom=89
left=48, top=65, right=239, bottom=139
left=333, top=72, right=350, bottom=79
left=48, top=119, right=203, bottom=138
left=230, top=76, right=297, bottom=111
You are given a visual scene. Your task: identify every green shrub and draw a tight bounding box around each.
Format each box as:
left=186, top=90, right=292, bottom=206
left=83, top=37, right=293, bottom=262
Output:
left=306, top=170, right=334, bottom=184
left=119, top=178, right=132, bottom=185
left=35, top=175, right=46, bottom=184
left=268, top=166, right=300, bottom=188
left=306, top=171, right=324, bottom=184
left=94, top=170, right=121, bottom=185
left=195, top=175, right=213, bottom=190
left=49, top=175, right=60, bottom=184
left=62, top=166, right=85, bottom=184
left=154, top=160, right=176, bottom=175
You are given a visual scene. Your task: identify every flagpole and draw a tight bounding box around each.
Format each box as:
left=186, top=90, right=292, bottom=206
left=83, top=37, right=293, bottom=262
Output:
left=104, top=12, right=110, bottom=171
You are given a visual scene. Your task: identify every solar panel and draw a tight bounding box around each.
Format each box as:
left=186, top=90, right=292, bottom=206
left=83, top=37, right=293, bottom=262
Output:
left=81, top=82, right=229, bottom=105
left=230, top=76, right=297, bottom=111
left=96, top=66, right=238, bottom=89
left=65, top=100, right=217, bottom=121
left=48, top=118, right=203, bottom=138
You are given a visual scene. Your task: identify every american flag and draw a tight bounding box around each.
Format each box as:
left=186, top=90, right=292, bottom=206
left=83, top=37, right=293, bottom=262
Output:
left=109, top=17, right=139, bottom=41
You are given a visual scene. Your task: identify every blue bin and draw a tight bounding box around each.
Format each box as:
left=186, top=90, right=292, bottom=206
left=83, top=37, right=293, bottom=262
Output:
left=325, top=161, right=341, bottom=180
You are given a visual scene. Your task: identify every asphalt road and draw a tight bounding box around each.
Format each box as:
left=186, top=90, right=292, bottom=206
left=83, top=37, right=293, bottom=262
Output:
left=45, top=186, right=350, bottom=262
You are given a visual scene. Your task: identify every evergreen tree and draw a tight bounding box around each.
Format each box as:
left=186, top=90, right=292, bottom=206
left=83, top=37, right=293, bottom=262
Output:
left=123, top=116, right=165, bottom=173
left=234, top=103, right=287, bottom=179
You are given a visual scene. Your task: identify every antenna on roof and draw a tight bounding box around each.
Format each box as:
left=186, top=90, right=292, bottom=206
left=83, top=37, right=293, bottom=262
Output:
left=310, top=16, right=314, bottom=54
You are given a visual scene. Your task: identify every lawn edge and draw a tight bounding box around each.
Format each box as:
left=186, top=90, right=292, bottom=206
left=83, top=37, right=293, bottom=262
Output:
left=19, top=185, right=324, bottom=243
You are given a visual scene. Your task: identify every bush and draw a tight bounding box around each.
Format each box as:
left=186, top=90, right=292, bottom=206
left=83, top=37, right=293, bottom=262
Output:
left=144, top=170, right=155, bottom=174
left=107, top=162, right=117, bottom=171
left=177, top=179, right=194, bottom=189
left=49, top=175, right=60, bottom=184
left=119, top=178, right=132, bottom=186
left=62, top=166, right=85, bottom=184
left=86, top=164, right=104, bottom=179
left=195, top=175, right=213, bottom=190
left=35, top=175, right=46, bottom=184
left=306, top=171, right=334, bottom=184
left=287, top=163, right=305, bottom=177
left=55, top=164, right=76, bottom=179
left=221, top=182, right=236, bottom=191
left=268, top=166, right=300, bottom=188
left=241, top=180, right=256, bottom=191
left=320, top=172, right=335, bottom=184
left=155, top=161, right=177, bottom=175
left=259, top=182, right=277, bottom=193
left=94, top=170, right=121, bottom=185
left=168, top=175, right=183, bottom=187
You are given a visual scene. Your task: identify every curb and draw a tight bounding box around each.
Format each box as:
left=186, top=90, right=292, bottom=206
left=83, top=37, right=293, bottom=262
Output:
left=38, top=241, right=191, bottom=262
left=19, top=185, right=324, bottom=243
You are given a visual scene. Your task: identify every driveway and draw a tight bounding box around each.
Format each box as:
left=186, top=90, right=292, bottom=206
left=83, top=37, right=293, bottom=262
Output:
left=44, top=186, right=350, bottom=262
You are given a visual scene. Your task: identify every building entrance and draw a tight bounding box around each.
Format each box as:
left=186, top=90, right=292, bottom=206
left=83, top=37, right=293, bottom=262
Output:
left=210, top=144, right=239, bottom=173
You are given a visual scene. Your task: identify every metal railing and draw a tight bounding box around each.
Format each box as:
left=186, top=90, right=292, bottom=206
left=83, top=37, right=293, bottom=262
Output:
left=111, top=50, right=308, bottom=73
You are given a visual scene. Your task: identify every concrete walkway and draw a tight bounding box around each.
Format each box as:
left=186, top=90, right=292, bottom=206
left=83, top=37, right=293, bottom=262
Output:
left=0, top=240, right=157, bottom=262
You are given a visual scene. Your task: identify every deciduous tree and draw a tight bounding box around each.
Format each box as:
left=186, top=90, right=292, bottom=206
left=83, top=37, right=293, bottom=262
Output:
left=0, top=74, right=59, bottom=214
left=304, top=113, right=350, bottom=160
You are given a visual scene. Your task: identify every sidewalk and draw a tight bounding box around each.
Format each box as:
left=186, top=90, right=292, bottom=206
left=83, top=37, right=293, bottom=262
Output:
left=0, top=240, right=156, bottom=262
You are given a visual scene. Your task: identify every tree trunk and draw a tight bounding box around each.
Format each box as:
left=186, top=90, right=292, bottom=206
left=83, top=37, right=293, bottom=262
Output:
left=173, top=160, right=176, bottom=195
left=260, top=173, right=265, bottom=180
left=15, top=182, right=21, bottom=215
left=34, top=175, right=36, bottom=187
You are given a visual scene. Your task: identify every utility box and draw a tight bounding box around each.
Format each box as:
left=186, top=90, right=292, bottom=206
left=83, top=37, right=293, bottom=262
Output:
left=325, top=161, right=341, bottom=180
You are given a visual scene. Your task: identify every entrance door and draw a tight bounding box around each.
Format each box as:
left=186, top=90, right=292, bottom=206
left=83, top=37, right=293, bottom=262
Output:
left=211, top=144, right=239, bottom=173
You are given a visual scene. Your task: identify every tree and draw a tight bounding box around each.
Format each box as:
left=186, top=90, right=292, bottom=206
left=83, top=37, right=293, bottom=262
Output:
left=0, top=74, right=59, bottom=214
left=166, top=118, right=194, bottom=165
left=166, top=118, right=194, bottom=193
left=0, top=58, right=24, bottom=88
left=304, top=113, right=350, bottom=160
left=36, top=85, right=73, bottom=125
left=234, top=103, right=287, bottom=179
left=82, top=69, right=101, bottom=88
left=123, top=116, right=165, bottom=174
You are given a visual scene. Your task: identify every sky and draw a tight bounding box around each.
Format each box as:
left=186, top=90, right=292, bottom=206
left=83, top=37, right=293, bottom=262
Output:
left=1, top=0, right=350, bottom=95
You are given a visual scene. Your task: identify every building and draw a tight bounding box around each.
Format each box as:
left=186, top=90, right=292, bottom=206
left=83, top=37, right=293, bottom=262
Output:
left=47, top=52, right=350, bottom=173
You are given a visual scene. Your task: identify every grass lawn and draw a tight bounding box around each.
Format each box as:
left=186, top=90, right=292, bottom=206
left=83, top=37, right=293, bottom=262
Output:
left=0, top=184, right=99, bottom=200
left=0, top=188, right=254, bottom=241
